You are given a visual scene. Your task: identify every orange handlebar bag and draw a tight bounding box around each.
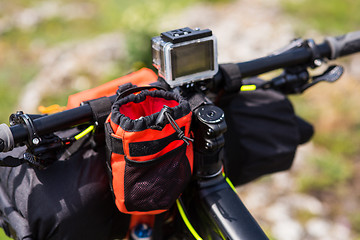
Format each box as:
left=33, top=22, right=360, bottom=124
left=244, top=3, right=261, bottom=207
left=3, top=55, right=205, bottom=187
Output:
left=67, top=68, right=158, bottom=109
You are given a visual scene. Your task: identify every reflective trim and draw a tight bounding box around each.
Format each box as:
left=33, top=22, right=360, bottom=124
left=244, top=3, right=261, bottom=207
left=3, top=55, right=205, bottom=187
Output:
left=222, top=172, right=237, bottom=193
left=176, top=199, right=203, bottom=240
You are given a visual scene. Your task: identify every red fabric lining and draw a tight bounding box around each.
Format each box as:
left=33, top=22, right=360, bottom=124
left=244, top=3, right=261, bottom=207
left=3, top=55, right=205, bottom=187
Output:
left=119, top=96, right=179, bottom=120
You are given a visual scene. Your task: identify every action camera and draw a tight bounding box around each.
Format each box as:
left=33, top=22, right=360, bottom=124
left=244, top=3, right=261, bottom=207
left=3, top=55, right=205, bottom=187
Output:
left=152, top=27, right=218, bottom=88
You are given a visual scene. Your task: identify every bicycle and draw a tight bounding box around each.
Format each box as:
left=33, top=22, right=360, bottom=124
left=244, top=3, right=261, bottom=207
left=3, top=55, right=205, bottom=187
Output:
left=0, top=27, right=359, bottom=240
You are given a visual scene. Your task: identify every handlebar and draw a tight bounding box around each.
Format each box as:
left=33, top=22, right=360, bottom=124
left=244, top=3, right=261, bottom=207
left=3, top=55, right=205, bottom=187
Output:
left=0, top=94, right=119, bottom=152
left=8, top=105, right=94, bottom=144
left=0, top=105, right=93, bottom=152
left=237, top=31, right=360, bottom=78
left=235, top=42, right=331, bottom=78
left=216, top=31, right=360, bottom=92
left=1, top=31, right=360, bottom=152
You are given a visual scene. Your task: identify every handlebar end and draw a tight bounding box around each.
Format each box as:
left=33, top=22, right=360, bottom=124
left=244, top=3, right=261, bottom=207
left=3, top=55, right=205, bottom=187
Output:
left=325, top=31, right=360, bottom=59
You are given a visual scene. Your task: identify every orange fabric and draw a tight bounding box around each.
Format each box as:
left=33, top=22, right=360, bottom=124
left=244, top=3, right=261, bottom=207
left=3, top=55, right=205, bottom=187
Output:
left=110, top=153, right=126, bottom=213
left=108, top=111, right=193, bottom=214
left=122, top=209, right=167, bottom=215
left=66, top=68, right=157, bottom=109
left=129, top=215, right=156, bottom=229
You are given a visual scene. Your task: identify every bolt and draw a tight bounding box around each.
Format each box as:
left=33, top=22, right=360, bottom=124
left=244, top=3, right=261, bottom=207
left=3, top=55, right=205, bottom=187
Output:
left=32, top=138, right=40, bottom=145
left=314, top=59, right=322, bottom=67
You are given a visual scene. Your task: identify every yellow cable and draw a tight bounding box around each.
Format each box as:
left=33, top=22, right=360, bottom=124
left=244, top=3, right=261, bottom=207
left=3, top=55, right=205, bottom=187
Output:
left=74, top=125, right=95, bottom=140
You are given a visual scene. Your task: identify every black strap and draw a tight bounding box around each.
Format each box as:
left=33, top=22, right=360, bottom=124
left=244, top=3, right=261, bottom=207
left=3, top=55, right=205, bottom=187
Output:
left=116, top=82, right=137, bottom=95
left=84, top=97, right=112, bottom=128
left=104, top=122, right=124, bottom=155
left=219, top=63, right=242, bottom=92
left=104, top=121, right=122, bottom=196
left=58, top=133, right=92, bottom=161
left=116, top=85, right=167, bottom=101
left=186, top=92, right=210, bottom=112
left=105, top=153, right=114, bottom=193
left=0, top=156, right=25, bottom=167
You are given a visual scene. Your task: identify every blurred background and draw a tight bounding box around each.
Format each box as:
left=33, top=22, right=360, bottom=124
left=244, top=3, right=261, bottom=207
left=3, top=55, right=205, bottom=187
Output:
left=1, top=0, right=360, bottom=239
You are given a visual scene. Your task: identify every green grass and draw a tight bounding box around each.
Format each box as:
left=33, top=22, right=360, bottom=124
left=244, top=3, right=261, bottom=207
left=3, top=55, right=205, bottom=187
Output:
left=0, top=55, right=39, bottom=123
left=282, top=0, right=360, bottom=34
left=313, top=129, right=360, bottom=157
left=297, top=151, right=353, bottom=192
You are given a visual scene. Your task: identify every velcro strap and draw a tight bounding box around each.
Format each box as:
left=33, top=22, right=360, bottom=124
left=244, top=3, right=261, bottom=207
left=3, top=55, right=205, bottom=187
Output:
left=219, top=63, right=242, bottom=92
left=105, top=122, right=124, bottom=155
left=128, top=127, right=186, bottom=157
left=116, top=82, right=136, bottom=96
left=84, top=97, right=112, bottom=128
left=186, top=92, right=210, bottom=112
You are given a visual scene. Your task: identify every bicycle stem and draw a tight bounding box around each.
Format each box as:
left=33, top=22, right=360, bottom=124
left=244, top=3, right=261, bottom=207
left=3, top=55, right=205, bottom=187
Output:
left=182, top=88, right=268, bottom=239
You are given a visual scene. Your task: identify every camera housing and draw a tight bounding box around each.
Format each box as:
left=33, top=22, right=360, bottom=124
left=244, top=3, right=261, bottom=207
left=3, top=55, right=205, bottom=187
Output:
left=152, top=27, right=218, bottom=88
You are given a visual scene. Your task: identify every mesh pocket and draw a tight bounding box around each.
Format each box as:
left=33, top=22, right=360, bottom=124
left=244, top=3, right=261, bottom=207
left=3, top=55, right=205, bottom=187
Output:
left=105, top=86, right=193, bottom=214
left=124, top=143, right=191, bottom=212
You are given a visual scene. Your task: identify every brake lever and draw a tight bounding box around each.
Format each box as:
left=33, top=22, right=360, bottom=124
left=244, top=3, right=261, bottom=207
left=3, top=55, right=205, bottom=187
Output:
left=301, top=65, right=344, bottom=92
left=23, top=133, right=64, bottom=169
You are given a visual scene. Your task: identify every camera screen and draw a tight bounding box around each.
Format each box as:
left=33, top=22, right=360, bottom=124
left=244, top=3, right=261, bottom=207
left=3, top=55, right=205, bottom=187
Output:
left=171, top=40, right=214, bottom=80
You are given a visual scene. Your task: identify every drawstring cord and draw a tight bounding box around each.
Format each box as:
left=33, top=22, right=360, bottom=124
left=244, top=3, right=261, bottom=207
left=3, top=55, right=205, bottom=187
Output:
left=154, top=105, right=193, bottom=145
left=164, top=111, right=194, bottom=145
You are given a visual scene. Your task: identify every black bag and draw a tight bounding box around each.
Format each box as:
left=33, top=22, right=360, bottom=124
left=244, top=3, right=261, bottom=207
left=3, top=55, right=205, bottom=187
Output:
left=0, top=129, right=130, bottom=240
left=219, top=78, right=313, bottom=186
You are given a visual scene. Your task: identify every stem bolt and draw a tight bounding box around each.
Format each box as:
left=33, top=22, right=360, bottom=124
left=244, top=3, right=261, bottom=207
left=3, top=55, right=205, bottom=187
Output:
left=32, top=138, right=40, bottom=145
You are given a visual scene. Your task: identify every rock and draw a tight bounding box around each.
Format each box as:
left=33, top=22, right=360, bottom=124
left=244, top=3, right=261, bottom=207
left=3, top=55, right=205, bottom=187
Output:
left=272, top=219, right=304, bottom=240
left=306, top=218, right=332, bottom=239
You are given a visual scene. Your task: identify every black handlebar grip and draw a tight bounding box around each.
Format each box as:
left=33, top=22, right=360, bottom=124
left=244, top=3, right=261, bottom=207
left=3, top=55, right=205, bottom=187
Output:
left=0, top=124, right=14, bottom=152
left=325, top=31, right=360, bottom=59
